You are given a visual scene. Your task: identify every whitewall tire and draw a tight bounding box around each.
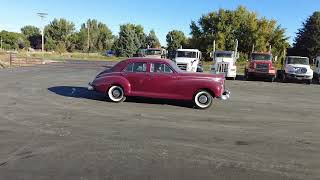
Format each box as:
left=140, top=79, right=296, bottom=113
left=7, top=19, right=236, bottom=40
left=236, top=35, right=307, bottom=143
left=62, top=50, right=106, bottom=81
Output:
left=107, top=85, right=126, bottom=103
left=193, top=90, right=213, bottom=109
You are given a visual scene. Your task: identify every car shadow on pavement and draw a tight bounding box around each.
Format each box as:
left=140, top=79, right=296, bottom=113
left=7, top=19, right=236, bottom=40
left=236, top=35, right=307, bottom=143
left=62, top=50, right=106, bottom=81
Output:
left=48, top=86, right=194, bottom=108
left=48, top=86, right=106, bottom=101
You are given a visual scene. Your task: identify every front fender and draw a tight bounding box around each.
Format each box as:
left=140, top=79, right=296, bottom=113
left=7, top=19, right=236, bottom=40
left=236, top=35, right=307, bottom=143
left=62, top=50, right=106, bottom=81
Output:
left=93, top=76, right=131, bottom=95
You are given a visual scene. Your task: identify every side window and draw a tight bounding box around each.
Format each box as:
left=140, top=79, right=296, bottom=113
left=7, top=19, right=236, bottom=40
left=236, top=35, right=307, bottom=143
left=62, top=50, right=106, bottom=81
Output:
left=164, top=64, right=173, bottom=73
left=125, top=63, right=134, bottom=72
left=151, top=63, right=173, bottom=73
left=125, top=62, right=147, bottom=72
left=133, top=62, right=146, bottom=72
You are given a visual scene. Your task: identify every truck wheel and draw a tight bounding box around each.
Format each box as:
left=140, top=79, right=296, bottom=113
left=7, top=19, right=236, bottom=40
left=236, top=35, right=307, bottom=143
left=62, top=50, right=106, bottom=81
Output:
left=193, top=90, right=213, bottom=109
left=107, top=85, right=126, bottom=102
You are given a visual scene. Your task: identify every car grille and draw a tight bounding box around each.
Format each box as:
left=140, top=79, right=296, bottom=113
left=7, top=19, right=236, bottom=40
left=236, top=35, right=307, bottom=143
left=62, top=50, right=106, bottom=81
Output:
left=255, top=63, right=269, bottom=73
left=217, top=63, right=229, bottom=73
left=177, top=63, right=187, bottom=71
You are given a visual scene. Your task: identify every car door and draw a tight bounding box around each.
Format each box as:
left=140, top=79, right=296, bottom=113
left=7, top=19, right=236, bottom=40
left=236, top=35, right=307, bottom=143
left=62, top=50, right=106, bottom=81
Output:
left=122, top=62, right=148, bottom=95
left=144, top=62, right=179, bottom=99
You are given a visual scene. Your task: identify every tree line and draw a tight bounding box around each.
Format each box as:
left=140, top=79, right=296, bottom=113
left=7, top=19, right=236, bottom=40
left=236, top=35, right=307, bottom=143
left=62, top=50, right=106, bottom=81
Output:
left=0, top=6, right=319, bottom=60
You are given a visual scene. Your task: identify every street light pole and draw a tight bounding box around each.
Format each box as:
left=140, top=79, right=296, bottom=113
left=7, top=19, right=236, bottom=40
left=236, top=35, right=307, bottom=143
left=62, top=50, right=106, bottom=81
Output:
left=37, top=12, right=48, bottom=61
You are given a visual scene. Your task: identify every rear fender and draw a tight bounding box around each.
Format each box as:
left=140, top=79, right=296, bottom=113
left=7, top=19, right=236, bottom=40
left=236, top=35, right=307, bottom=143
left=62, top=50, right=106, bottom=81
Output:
left=94, top=76, right=131, bottom=95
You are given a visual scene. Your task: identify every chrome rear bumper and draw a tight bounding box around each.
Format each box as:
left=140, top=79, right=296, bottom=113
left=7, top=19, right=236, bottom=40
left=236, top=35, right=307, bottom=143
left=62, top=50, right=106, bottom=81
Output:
left=87, top=82, right=94, bottom=91
left=217, top=90, right=231, bottom=100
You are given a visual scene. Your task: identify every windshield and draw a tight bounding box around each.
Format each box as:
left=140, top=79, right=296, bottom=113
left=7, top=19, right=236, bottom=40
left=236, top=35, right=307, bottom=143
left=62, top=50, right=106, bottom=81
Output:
left=215, top=52, right=233, bottom=58
left=251, top=53, right=272, bottom=61
left=145, top=49, right=162, bottom=55
left=287, top=57, right=309, bottom=65
left=176, top=51, right=197, bottom=58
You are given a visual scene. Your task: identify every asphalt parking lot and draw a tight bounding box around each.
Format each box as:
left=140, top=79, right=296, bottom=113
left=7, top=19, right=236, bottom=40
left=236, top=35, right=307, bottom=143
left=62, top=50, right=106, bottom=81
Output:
left=0, top=60, right=319, bottom=180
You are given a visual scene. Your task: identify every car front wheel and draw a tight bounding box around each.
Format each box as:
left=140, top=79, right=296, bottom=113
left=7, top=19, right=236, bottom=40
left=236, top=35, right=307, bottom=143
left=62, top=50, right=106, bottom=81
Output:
left=107, top=85, right=126, bottom=102
left=193, top=90, right=213, bottom=109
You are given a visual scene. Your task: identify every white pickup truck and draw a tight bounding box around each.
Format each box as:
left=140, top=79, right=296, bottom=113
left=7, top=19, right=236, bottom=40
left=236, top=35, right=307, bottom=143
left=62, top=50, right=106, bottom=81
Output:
left=281, top=56, right=313, bottom=84
left=174, top=49, right=203, bottom=72
left=314, top=56, right=320, bottom=84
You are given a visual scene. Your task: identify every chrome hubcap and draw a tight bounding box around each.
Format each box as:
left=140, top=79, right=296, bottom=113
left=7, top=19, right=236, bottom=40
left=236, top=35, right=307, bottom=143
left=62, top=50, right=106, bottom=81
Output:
left=112, top=89, right=121, bottom=98
left=198, top=94, right=208, bottom=104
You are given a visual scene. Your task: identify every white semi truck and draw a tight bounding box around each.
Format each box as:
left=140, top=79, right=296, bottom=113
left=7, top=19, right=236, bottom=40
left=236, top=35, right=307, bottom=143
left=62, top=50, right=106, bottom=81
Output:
left=210, top=40, right=238, bottom=80
left=174, top=49, right=203, bottom=72
left=138, top=48, right=167, bottom=59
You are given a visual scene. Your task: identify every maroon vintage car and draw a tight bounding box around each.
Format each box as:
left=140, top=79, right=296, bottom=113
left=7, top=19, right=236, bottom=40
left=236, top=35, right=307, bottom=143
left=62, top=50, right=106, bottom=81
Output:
left=88, top=58, right=230, bottom=109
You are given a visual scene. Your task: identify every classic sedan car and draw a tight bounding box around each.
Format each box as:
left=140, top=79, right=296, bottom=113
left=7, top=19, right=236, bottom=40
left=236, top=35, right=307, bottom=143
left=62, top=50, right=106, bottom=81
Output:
left=88, top=58, right=230, bottom=109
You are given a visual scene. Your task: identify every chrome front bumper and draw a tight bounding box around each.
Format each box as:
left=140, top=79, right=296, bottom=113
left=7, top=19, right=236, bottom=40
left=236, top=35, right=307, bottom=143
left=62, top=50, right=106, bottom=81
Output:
left=87, top=82, right=94, bottom=91
left=217, top=90, right=231, bottom=100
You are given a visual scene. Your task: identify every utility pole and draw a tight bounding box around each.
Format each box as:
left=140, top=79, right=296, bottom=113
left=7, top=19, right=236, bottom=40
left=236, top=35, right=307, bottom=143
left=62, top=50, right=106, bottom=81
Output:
left=37, top=12, right=48, bottom=62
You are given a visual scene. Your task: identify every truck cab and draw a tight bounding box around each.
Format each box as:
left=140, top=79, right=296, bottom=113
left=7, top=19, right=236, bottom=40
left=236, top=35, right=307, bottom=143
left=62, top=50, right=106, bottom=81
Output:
left=211, top=51, right=237, bottom=80
left=139, top=48, right=167, bottom=59
left=174, top=49, right=203, bottom=72
left=315, top=56, right=320, bottom=84
left=280, top=56, right=313, bottom=84
left=245, top=52, right=276, bottom=82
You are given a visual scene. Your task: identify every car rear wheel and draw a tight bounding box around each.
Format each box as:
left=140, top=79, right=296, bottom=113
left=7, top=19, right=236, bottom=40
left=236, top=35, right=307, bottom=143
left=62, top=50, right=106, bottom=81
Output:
left=193, top=90, right=213, bottom=109
left=107, top=85, right=126, bottom=102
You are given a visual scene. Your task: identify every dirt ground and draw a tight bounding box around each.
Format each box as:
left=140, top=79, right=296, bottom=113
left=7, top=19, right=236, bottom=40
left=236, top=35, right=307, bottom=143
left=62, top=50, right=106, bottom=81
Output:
left=0, top=60, right=319, bottom=180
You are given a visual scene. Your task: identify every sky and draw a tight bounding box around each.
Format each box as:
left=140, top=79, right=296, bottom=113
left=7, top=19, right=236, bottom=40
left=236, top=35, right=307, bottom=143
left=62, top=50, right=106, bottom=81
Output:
left=1, top=0, right=319, bottom=46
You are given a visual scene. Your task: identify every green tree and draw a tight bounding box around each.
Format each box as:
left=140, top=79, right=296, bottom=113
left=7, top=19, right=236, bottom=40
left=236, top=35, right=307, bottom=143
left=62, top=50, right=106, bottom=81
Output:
left=189, top=6, right=289, bottom=60
left=293, top=11, right=320, bottom=59
left=113, top=24, right=148, bottom=57
left=113, top=24, right=139, bottom=57
left=0, top=30, right=29, bottom=50
left=44, top=18, right=75, bottom=51
left=78, top=19, right=114, bottom=52
left=146, top=30, right=160, bottom=48
left=21, top=25, right=41, bottom=49
left=166, top=30, right=187, bottom=52
left=21, top=25, right=40, bottom=37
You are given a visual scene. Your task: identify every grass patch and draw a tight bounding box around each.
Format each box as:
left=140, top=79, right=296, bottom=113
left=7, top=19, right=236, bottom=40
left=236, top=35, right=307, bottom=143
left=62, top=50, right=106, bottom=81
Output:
left=17, top=52, right=123, bottom=61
